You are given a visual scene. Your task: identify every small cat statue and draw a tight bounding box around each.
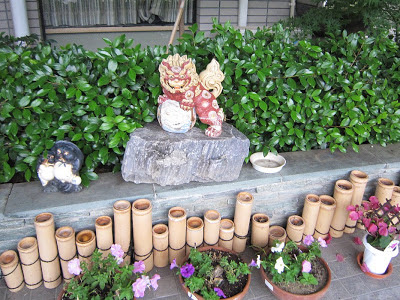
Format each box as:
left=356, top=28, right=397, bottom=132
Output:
left=37, top=140, right=84, bottom=193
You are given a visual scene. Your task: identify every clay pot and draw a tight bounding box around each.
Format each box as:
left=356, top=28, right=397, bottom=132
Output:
left=286, top=215, right=305, bottom=245
left=314, top=195, right=336, bottom=239
left=356, top=252, right=393, bottom=279
left=268, top=226, right=287, bottom=247
left=251, top=213, right=270, bottom=249
left=18, top=237, right=42, bottom=289
left=219, top=219, right=235, bottom=250
left=260, top=256, right=331, bottom=300
left=345, top=170, right=369, bottom=234
left=0, top=250, right=25, bottom=292
left=178, top=246, right=251, bottom=300
left=375, top=178, right=394, bottom=205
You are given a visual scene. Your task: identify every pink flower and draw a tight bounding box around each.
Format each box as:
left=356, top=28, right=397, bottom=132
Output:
left=368, top=223, right=378, bottom=235
left=349, top=211, right=360, bottom=221
left=248, top=259, right=257, bottom=267
left=133, top=260, right=146, bottom=274
left=302, top=260, right=312, bottom=273
left=353, top=237, right=362, bottom=245
left=379, top=226, right=388, bottom=237
left=214, top=287, right=226, bottom=298
left=111, top=244, right=124, bottom=264
left=361, top=262, right=370, bottom=273
left=67, top=258, right=82, bottom=276
left=318, top=237, right=327, bottom=248
left=362, top=217, right=371, bottom=228
left=369, top=196, right=379, bottom=209
left=336, top=253, right=344, bottom=262
left=170, top=259, right=178, bottom=270
left=303, top=235, right=314, bottom=246
left=150, top=274, right=160, bottom=290
left=388, top=226, right=396, bottom=234
left=180, top=263, right=195, bottom=278
left=132, top=275, right=150, bottom=298
left=325, top=233, right=332, bottom=245
left=363, top=201, right=371, bottom=211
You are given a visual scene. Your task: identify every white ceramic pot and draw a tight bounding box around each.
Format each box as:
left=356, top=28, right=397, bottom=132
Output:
left=362, top=234, right=399, bottom=275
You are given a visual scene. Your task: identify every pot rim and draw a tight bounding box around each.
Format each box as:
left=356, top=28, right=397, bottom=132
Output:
left=362, top=234, right=399, bottom=257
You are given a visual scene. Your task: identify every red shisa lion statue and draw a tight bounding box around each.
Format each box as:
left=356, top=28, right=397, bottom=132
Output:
left=157, top=54, right=225, bottom=137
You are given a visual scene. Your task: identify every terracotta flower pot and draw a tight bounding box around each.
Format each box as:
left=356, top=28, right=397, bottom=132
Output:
left=178, top=246, right=251, bottom=300
left=260, top=257, right=331, bottom=300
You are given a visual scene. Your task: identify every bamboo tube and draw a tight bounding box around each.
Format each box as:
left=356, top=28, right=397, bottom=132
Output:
left=186, top=217, right=204, bottom=253
left=314, top=195, right=336, bottom=239
left=344, top=170, right=369, bottom=233
left=0, top=250, right=24, bottom=292
left=55, top=227, right=76, bottom=282
left=153, top=224, right=169, bottom=268
left=302, top=194, right=320, bottom=238
left=204, top=210, right=221, bottom=247
left=34, top=212, right=61, bottom=289
left=95, top=216, right=113, bottom=259
left=286, top=215, right=305, bottom=245
left=391, top=186, right=400, bottom=206
left=375, top=178, right=394, bottom=205
left=232, top=192, right=254, bottom=253
left=219, top=219, right=234, bottom=250
left=268, top=226, right=287, bottom=247
left=168, top=207, right=187, bottom=265
left=251, top=213, right=270, bottom=249
left=329, top=180, right=354, bottom=238
left=132, top=199, right=153, bottom=272
left=113, top=200, right=131, bottom=265
left=17, top=237, right=42, bottom=289
left=76, top=230, right=96, bottom=267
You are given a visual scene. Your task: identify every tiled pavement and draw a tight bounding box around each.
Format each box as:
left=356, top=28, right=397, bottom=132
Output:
left=1, top=229, right=399, bottom=300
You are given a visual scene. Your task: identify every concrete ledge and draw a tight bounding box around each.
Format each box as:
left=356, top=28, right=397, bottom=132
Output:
left=1, top=143, right=400, bottom=252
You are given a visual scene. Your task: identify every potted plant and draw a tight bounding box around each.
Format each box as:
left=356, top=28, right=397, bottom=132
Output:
left=347, top=195, right=400, bottom=275
left=59, top=244, right=160, bottom=299
left=258, top=235, right=331, bottom=300
left=171, top=245, right=253, bottom=300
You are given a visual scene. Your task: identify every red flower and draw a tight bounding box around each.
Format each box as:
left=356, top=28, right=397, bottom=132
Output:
left=325, top=233, right=332, bottom=245
left=353, top=237, right=362, bottom=245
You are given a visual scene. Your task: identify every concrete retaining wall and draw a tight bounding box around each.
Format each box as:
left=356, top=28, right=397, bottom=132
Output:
left=1, top=143, right=399, bottom=253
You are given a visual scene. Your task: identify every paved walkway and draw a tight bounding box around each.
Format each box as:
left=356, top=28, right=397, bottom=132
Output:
left=1, top=229, right=399, bottom=300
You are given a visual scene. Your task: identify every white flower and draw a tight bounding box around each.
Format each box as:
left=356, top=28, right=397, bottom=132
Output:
left=274, top=257, right=286, bottom=274
left=256, top=255, right=261, bottom=269
left=271, top=242, right=285, bottom=253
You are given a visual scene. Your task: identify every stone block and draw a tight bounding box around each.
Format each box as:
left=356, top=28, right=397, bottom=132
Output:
left=121, top=122, right=250, bottom=186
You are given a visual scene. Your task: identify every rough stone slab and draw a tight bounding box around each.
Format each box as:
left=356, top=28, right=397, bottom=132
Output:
left=121, top=122, right=250, bottom=186
left=5, top=172, right=154, bottom=218
left=0, top=183, right=12, bottom=220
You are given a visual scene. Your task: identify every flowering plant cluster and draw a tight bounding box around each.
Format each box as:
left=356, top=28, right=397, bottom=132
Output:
left=65, top=244, right=160, bottom=299
left=171, top=248, right=254, bottom=300
left=347, top=195, right=400, bottom=250
left=260, top=236, right=327, bottom=285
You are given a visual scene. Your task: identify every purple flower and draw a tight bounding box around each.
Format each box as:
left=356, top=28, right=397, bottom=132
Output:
left=302, top=260, right=312, bottom=273
left=133, top=260, right=146, bottom=274
left=180, top=263, right=195, bottom=278
left=214, top=287, right=226, bottom=298
left=132, top=275, right=150, bottom=298
left=170, top=258, right=178, bottom=270
left=67, top=258, right=82, bottom=276
left=303, top=235, right=314, bottom=246
left=150, top=274, right=160, bottom=290
left=111, top=244, right=124, bottom=264
left=248, top=259, right=257, bottom=267
left=318, top=237, right=327, bottom=248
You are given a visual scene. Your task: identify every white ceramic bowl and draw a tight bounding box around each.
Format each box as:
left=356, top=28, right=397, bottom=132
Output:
left=249, top=152, right=286, bottom=173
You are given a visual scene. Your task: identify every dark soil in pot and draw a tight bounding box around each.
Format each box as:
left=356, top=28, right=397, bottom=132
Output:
left=264, top=258, right=329, bottom=295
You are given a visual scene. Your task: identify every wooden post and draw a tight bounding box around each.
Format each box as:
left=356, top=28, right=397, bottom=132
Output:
left=167, top=0, right=186, bottom=53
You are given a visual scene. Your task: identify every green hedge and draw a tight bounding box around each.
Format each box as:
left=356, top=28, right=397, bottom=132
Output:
left=1, top=21, right=400, bottom=185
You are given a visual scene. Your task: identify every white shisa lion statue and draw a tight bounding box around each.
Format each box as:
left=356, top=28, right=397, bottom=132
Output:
left=157, top=54, right=225, bottom=137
